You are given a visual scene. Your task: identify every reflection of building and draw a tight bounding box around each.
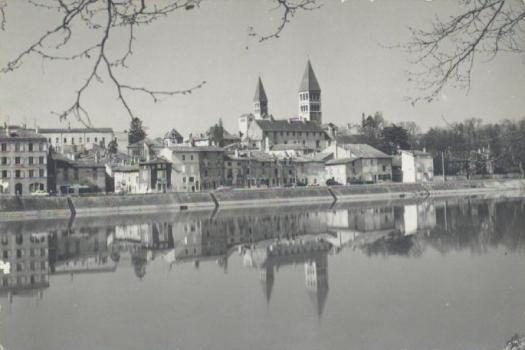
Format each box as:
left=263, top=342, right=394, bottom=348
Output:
left=242, top=236, right=332, bottom=317
left=305, top=254, right=329, bottom=317
left=395, top=202, right=436, bottom=235
left=48, top=228, right=116, bottom=275
left=0, top=232, right=49, bottom=301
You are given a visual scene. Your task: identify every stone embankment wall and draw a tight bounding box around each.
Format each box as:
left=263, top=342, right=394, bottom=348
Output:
left=1, top=179, right=524, bottom=221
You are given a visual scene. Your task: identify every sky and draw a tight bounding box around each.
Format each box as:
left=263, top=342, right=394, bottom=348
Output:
left=0, top=0, right=524, bottom=137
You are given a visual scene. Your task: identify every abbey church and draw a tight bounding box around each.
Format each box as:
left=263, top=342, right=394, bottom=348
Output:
left=238, top=60, right=328, bottom=152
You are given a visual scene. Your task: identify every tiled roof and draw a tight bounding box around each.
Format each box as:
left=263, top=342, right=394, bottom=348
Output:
left=298, top=60, right=321, bottom=92
left=254, top=119, right=325, bottom=133
left=37, top=127, right=114, bottom=134
left=253, top=77, right=268, bottom=102
left=112, top=165, right=139, bottom=172
left=338, top=143, right=391, bottom=158
left=270, top=143, right=313, bottom=151
left=166, top=146, right=224, bottom=152
left=295, top=152, right=333, bottom=163
left=325, top=157, right=357, bottom=166
left=164, top=128, right=183, bottom=139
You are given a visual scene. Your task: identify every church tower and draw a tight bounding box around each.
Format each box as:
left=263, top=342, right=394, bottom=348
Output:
left=253, top=77, right=269, bottom=119
left=298, top=60, right=322, bottom=124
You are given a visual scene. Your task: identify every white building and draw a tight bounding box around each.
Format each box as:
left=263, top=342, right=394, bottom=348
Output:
left=37, top=127, right=114, bottom=153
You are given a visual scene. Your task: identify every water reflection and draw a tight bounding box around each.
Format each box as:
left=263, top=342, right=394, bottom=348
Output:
left=1, top=197, right=524, bottom=306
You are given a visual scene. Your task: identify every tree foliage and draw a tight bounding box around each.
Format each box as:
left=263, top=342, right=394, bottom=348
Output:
left=128, top=116, right=146, bottom=145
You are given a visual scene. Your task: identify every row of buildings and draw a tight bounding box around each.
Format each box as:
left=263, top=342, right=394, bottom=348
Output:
left=0, top=60, right=434, bottom=196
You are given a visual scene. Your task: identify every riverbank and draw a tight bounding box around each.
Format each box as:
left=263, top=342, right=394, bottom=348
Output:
left=1, top=179, right=524, bottom=221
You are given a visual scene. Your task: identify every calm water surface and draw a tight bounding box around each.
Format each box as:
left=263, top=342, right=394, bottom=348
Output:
left=1, top=197, right=524, bottom=350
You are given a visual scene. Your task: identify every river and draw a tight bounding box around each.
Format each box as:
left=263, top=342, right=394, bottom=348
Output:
left=1, top=196, right=524, bottom=350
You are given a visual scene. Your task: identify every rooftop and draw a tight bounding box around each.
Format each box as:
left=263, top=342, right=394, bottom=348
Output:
left=299, top=60, right=321, bottom=92
left=37, top=127, right=114, bottom=134
left=254, top=119, right=325, bottom=133
left=166, top=145, right=224, bottom=152
left=0, top=127, right=47, bottom=141
left=337, top=143, right=391, bottom=159
left=253, top=77, right=268, bottom=102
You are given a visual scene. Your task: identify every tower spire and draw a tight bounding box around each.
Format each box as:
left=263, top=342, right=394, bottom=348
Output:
left=298, top=60, right=322, bottom=124
left=253, top=76, right=268, bottom=119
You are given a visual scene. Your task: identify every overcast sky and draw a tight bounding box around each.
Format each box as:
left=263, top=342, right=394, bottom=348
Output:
left=0, top=0, right=524, bottom=137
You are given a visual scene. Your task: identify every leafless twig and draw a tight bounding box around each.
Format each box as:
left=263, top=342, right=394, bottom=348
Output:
left=405, top=0, right=525, bottom=105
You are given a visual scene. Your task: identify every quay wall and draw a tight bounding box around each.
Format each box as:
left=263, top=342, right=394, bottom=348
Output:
left=1, top=179, right=524, bottom=221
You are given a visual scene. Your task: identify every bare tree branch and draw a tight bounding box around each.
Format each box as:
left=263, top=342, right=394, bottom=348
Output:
left=1, top=0, right=317, bottom=126
left=249, top=0, right=321, bottom=42
left=405, top=0, right=525, bottom=105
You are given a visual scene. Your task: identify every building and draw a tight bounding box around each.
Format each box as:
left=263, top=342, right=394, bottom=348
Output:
left=295, top=152, right=333, bottom=186
left=163, top=128, right=184, bottom=146
left=298, top=60, right=322, bottom=124
left=253, top=76, right=269, bottom=119
left=138, top=158, right=172, bottom=193
left=239, top=61, right=327, bottom=151
left=48, top=153, right=106, bottom=195
left=37, top=127, right=114, bottom=153
left=224, top=150, right=296, bottom=188
left=127, top=138, right=164, bottom=161
left=112, top=165, right=140, bottom=193
left=188, top=127, right=241, bottom=148
left=160, top=146, right=224, bottom=192
left=393, top=150, right=434, bottom=183
left=324, top=143, right=392, bottom=183
left=244, top=119, right=327, bottom=152
left=0, top=126, right=48, bottom=195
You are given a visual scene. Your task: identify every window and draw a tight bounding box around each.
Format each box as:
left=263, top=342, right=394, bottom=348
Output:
left=28, top=143, right=33, bottom=152
left=28, top=156, right=33, bottom=165
left=87, top=137, right=90, bottom=143
left=16, top=249, right=22, bottom=258
left=39, top=169, right=45, bottom=178
left=94, top=137, right=98, bottom=143
left=182, top=155, right=186, bottom=161
left=56, top=137, right=59, bottom=143
left=15, top=157, right=20, bottom=164
left=29, top=170, right=34, bottom=178
left=189, top=177, right=194, bottom=182
left=39, top=156, right=44, bottom=164
left=1, top=157, right=7, bottom=165
left=71, top=137, right=75, bottom=144
left=0, top=143, right=6, bottom=152
left=79, top=138, right=83, bottom=143
left=190, top=155, right=194, bottom=161
left=182, top=177, right=186, bottom=183
left=15, top=170, right=21, bottom=178
left=1, top=170, right=8, bottom=178
left=39, top=143, right=45, bottom=151
left=63, top=138, right=67, bottom=144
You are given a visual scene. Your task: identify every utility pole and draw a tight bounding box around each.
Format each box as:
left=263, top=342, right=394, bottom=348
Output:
left=441, top=151, right=446, bottom=182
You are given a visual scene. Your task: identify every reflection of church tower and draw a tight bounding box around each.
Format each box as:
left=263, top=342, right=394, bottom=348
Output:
left=253, top=77, right=269, bottom=119
left=298, top=60, right=322, bottom=124
left=260, top=263, right=275, bottom=304
left=305, top=254, right=329, bottom=317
